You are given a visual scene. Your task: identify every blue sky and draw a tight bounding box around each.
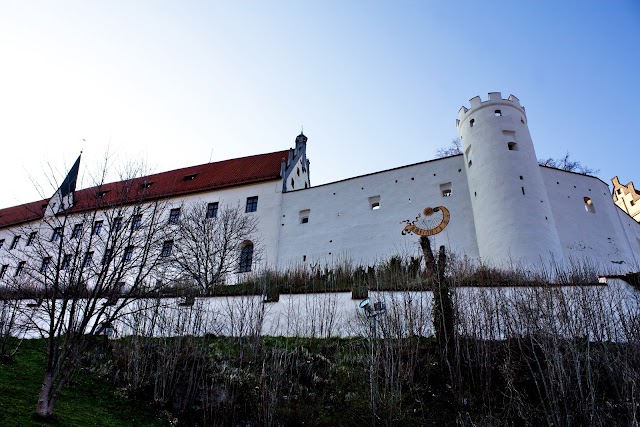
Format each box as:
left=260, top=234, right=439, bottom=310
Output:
left=0, top=1, right=638, bottom=208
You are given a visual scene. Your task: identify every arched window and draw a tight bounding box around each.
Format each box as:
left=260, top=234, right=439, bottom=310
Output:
left=239, top=242, right=254, bottom=273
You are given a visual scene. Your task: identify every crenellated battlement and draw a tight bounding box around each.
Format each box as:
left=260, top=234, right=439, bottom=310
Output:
left=456, top=92, right=526, bottom=127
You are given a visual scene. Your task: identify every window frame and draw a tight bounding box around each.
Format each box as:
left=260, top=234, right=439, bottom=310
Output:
left=238, top=243, right=254, bottom=273
left=168, top=208, right=181, bottom=225
left=206, top=202, right=219, bottom=219
left=160, top=240, right=174, bottom=257
left=245, top=196, right=259, bottom=213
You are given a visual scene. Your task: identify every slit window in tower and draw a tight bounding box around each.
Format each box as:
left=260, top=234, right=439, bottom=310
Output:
left=369, top=195, right=381, bottom=210
left=495, top=110, right=502, bottom=116
left=584, top=197, right=595, bottom=213
left=521, top=187, right=525, bottom=195
left=470, top=118, right=475, bottom=127
left=508, top=142, right=518, bottom=151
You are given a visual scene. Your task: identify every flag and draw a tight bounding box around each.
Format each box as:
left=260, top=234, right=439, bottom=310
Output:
left=45, top=154, right=81, bottom=216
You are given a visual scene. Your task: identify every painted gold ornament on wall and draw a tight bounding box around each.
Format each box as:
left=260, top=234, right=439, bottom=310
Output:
left=401, top=206, right=450, bottom=236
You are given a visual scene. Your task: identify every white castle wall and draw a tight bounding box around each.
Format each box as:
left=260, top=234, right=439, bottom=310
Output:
left=276, top=155, right=479, bottom=268
left=457, top=92, right=565, bottom=267
left=540, top=167, right=640, bottom=272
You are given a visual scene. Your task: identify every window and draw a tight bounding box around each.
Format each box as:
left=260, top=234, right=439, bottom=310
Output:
left=238, top=243, right=254, bottom=273
left=183, top=173, right=198, bottom=181
left=51, top=227, right=62, bottom=242
left=102, top=248, right=113, bottom=265
left=440, top=182, right=452, bottom=197
left=291, top=178, right=295, bottom=189
left=297, top=167, right=300, bottom=176
left=0, top=265, right=7, bottom=278
left=83, top=252, right=94, bottom=268
left=15, top=261, right=25, bottom=277
left=508, top=142, right=518, bottom=151
left=495, top=110, right=502, bottom=116
left=72, top=224, right=83, bottom=238
left=40, top=257, right=51, bottom=273
left=468, top=160, right=472, bottom=168
left=124, top=246, right=134, bottom=263
left=161, top=240, right=173, bottom=257
left=27, top=231, right=38, bottom=245
left=299, top=209, right=310, bottom=224
left=584, top=197, right=595, bottom=213
left=61, top=254, right=71, bottom=270
left=10, top=236, right=20, bottom=250
left=369, top=195, right=381, bottom=210
left=470, top=118, right=475, bottom=127
left=246, top=196, right=258, bottom=213
left=93, top=220, right=103, bottom=235
left=206, top=202, right=219, bottom=219
left=141, top=182, right=153, bottom=189
left=113, top=217, right=123, bottom=232
left=0, top=239, right=4, bottom=249
left=168, top=208, right=181, bottom=224
left=131, top=214, right=142, bottom=231
left=617, top=189, right=622, bottom=194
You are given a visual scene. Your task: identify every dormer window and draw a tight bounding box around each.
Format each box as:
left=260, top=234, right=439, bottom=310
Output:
left=141, top=182, right=153, bottom=189
left=96, top=190, right=110, bottom=198
left=184, top=174, right=198, bottom=181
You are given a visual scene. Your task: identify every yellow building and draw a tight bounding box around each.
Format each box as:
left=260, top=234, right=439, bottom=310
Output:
left=612, top=176, right=640, bottom=223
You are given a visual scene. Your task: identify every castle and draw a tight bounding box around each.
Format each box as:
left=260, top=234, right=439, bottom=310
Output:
left=1, top=92, right=639, bottom=286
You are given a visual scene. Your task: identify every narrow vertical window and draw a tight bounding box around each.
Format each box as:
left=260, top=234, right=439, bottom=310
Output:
left=206, top=202, right=219, bottom=218
left=0, top=264, right=8, bottom=278
left=40, top=257, right=52, bottom=273
left=61, top=254, right=71, bottom=270
left=239, top=243, right=254, bottom=273
left=131, top=214, right=142, bottom=231
left=102, top=248, right=113, bottom=265
left=93, top=220, right=103, bottom=235
left=10, top=236, right=21, bottom=250
left=124, top=246, right=134, bottom=263
left=51, top=228, right=62, bottom=242
left=584, top=197, right=595, bottom=213
left=161, top=240, right=173, bottom=257
left=15, top=261, right=25, bottom=276
left=72, top=224, right=83, bottom=238
left=83, top=252, right=94, bottom=268
left=28, top=231, right=38, bottom=245
left=0, top=239, right=4, bottom=249
left=470, top=118, right=475, bottom=127
left=113, top=217, right=123, bottom=232
left=168, top=208, right=181, bottom=224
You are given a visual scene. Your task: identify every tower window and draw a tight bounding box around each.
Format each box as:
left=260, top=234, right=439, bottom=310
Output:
left=291, top=178, right=295, bottom=189
left=299, top=209, right=310, bottom=224
left=495, top=110, right=502, bottom=116
left=468, top=160, right=472, bottom=168
left=369, top=195, right=381, bottom=210
left=584, top=197, right=595, bottom=213
left=470, top=119, right=475, bottom=127
left=521, top=187, right=525, bottom=195
left=440, top=182, right=452, bottom=197
left=508, top=142, right=518, bottom=151
left=521, top=117, right=525, bottom=124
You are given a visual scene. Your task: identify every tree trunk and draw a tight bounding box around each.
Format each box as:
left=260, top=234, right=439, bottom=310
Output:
left=419, top=236, right=436, bottom=276
left=35, top=371, right=55, bottom=418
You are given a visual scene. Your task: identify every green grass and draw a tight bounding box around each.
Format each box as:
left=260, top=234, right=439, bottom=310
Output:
left=0, top=339, right=169, bottom=427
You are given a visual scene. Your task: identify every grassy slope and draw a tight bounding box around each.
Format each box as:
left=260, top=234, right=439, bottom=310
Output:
left=0, top=339, right=168, bottom=427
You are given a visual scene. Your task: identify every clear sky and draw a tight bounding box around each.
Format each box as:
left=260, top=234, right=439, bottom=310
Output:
left=0, top=1, right=638, bottom=209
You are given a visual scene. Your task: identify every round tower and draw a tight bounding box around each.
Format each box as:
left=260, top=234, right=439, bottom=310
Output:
left=457, top=92, right=564, bottom=268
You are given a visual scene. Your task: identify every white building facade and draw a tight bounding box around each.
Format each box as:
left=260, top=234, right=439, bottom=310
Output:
left=1, top=93, right=639, bottom=284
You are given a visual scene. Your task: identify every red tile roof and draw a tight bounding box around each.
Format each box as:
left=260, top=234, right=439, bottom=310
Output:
left=0, top=150, right=289, bottom=229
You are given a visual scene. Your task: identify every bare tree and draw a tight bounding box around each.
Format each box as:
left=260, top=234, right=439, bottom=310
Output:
left=435, top=138, right=462, bottom=158
left=171, top=201, right=260, bottom=294
left=538, top=152, right=599, bottom=175
left=1, top=155, right=176, bottom=418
